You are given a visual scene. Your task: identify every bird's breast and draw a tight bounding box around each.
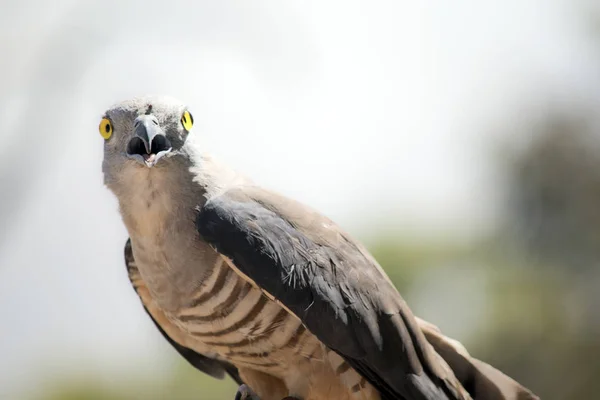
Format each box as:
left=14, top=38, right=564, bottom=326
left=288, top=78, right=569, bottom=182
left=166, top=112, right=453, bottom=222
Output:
left=173, top=256, right=323, bottom=368
left=167, top=257, right=378, bottom=400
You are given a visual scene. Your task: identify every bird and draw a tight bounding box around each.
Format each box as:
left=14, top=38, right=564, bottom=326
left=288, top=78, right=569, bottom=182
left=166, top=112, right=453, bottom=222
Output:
left=100, top=95, right=539, bottom=400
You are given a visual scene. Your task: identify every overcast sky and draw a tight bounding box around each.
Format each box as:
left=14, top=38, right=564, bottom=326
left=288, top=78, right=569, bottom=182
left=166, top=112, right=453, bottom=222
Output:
left=1, top=0, right=599, bottom=398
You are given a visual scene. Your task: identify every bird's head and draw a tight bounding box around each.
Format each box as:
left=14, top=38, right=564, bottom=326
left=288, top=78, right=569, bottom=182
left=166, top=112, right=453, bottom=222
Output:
left=99, top=95, right=195, bottom=181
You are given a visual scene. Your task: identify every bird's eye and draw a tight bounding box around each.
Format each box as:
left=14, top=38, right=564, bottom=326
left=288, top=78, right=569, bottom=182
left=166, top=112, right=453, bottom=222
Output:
left=181, top=110, right=194, bottom=131
left=99, top=118, right=113, bottom=140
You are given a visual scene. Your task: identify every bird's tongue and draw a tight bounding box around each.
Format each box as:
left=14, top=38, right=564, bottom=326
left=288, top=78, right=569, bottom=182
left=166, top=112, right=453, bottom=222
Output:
left=143, top=154, right=157, bottom=163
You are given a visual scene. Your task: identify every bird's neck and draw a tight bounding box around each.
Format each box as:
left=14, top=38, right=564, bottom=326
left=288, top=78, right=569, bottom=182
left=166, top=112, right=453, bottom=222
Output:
left=109, top=151, right=250, bottom=312
left=112, top=155, right=217, bottom=311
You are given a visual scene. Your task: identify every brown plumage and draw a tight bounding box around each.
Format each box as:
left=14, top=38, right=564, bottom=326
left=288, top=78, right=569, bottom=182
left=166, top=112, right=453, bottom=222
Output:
left=101, top=95, right=539, bottom=400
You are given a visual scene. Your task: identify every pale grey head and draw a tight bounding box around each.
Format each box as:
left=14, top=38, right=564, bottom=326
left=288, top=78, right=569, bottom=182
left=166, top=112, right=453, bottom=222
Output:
left=99, top=95, right=197, bottom=187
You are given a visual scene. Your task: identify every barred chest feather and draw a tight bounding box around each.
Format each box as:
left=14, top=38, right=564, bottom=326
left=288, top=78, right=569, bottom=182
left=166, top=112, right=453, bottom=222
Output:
left=171, top=257, right=322, bottom=367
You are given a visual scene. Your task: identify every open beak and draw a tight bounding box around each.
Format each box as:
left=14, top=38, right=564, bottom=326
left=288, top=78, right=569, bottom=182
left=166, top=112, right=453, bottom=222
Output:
left=126, top=115, right=172, bottom=167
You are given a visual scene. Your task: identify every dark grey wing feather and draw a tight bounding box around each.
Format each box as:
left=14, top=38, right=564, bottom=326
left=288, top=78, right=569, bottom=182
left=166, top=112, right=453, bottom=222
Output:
left=196, top=187, right=467, bottom=400
left=124, top=239, right=243, bottom=385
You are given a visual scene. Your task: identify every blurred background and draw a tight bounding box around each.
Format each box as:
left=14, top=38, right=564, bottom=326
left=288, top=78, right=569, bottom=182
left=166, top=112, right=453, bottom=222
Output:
left=1, top=0, right=600, bottom=399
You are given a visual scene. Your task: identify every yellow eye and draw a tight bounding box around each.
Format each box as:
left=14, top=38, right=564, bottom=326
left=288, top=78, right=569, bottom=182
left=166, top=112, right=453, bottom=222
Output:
left=181, top=110, right=194, bottom=131
left=99, top=118, right=113, bottom=140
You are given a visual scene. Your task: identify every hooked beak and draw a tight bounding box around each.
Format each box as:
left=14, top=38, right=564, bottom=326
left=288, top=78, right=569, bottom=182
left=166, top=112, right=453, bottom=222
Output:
left=126, top=115, right=172, bottom=167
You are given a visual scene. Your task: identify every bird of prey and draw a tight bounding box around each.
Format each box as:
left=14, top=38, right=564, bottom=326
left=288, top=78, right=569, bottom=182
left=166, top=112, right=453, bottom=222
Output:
left=100, top=95, right=538, bottom=400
